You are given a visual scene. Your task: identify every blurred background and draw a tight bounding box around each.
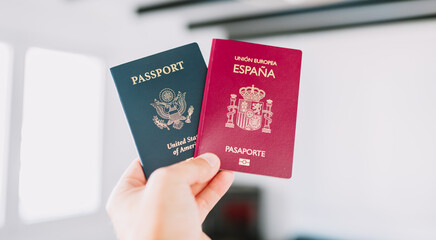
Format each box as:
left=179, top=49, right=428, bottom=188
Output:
left=1, top=0, right=436, bottom=239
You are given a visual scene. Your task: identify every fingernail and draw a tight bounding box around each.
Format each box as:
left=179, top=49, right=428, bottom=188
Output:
left=199, top=153, right=219, bottom=167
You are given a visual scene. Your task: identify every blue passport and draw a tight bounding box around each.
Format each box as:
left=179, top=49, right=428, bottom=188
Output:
left=110, top=43, right=207, bottom=178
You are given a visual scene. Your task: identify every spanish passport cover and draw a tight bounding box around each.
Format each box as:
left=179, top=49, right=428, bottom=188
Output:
left=195, top=39, right=302, bottom=178
left=110, top=43, right=207, bottom=178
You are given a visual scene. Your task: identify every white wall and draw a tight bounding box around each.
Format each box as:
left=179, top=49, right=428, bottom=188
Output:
left=237, top=20, right=436, bottom=240
left=1, top=0, right=436, bottom=239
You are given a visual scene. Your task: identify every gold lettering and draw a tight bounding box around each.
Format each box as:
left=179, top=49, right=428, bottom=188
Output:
left=267, top=69, right=275, bottom=78
left=233, top=64, right=276, bottom=79
left=239, top=65, right=245, bottom=74
left=129, top=60, right=185, bottom=85
left=156, top=68, right=162, bottom=77
left=233, top=64, right=239, bottom=73
left=145, top=72, right=151, bottom=81
left=131, top=76, right=138, bottom=85
left=249, top=67, right=257, bottom=76
left=259, top=66, right=267, bottom=77
left=170, top=64, right=178, bottom=71
left=176, top=61, right=184, bottom=70
left=162, top=66, right=171, bottom=74
left=150, top=70, right=156, bottom=79
left=138, top=75, right=146, bottom=84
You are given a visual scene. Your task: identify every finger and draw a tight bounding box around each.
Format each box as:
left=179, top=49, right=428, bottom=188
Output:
left=196, top=170, right=234, bottom=222
left=201, top=232, right=211, bottom=240
left=118, top=158, right=146, bottom=188
left=192, top=182, right=209, bottom=196
left=162, top=153, right=221, bottom=185
left=187, top=159, right=209, bottom=195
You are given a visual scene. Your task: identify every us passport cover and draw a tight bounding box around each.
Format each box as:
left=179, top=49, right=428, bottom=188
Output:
left=110, top=43, right=207, bottom=178
left=195, top=39, right=302, bottom=178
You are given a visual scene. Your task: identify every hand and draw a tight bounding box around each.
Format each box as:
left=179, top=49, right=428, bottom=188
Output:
left=106, top=153, right=234, bottom=240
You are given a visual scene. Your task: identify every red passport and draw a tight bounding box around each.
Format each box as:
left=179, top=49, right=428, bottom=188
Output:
left=195, top=39, right=302, bottom=178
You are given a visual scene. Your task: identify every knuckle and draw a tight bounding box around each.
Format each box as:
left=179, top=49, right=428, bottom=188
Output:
left=197, top=161, right=212, bottom=176
left=150, top=167, right=173, bottom=182
left=193, top=157, right=209, bottom=169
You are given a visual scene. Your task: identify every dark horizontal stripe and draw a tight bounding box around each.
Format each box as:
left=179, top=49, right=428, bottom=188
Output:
left=188, top=0, right=405, bottom=29
left=136, top=0, right=231, bottom=15
left=229, top=12, right=436, bottom=39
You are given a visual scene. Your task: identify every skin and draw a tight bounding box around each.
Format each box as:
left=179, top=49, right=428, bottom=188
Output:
left=106, top=153, right=234, bottom=240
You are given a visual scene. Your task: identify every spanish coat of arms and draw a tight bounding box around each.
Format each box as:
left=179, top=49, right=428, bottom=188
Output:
left=225, top=85, right=273, bottom=133
left=151, top=88, right=194, bottom=130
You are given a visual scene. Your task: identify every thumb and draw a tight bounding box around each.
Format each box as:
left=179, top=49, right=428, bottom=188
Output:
left=117, top=159, right=147, bottom=189
left=158, top=153, right=221, bottom=185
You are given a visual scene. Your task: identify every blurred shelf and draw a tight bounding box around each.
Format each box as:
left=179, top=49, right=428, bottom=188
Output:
left=186, top=0, right=436, bottom=39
